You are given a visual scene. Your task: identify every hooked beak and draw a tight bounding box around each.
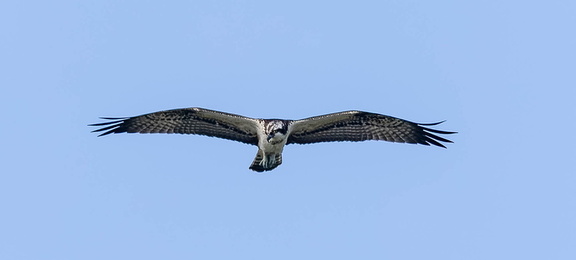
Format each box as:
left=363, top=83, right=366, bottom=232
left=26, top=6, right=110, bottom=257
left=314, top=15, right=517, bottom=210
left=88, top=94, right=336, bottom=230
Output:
left=267, top=133, right=275, bottom=142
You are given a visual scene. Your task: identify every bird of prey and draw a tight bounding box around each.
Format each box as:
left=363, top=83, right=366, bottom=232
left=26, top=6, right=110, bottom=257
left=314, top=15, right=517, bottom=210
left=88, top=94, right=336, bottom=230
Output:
left=90, top=107, right=456, bottom=172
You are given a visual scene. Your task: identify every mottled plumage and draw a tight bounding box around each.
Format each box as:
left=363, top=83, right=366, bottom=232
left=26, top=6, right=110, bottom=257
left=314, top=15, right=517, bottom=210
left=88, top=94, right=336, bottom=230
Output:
left=90, top=107, right=456, bottom=172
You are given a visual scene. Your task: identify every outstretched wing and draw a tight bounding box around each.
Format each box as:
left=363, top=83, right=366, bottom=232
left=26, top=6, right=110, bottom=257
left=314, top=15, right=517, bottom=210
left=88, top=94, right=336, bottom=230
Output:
left=287, top=111, right=456, bottom=148
left=89, top=107, right=260, bottom=145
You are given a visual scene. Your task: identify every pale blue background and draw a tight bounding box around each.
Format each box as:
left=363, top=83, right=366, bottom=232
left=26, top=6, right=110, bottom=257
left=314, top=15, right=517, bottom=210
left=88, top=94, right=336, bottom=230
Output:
left=1, top=1, right=575, bottom=259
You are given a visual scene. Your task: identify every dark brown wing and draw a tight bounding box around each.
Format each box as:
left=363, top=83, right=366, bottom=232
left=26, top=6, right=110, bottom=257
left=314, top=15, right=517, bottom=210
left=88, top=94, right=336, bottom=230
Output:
left=89, top=107, right=260, bottom=145
left=287, top=111, right=456, bottom=148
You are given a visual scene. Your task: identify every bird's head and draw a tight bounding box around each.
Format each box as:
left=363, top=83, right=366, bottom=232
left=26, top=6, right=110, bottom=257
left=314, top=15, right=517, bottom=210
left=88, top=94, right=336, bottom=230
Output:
left=265, top=121, right=288, bottom=144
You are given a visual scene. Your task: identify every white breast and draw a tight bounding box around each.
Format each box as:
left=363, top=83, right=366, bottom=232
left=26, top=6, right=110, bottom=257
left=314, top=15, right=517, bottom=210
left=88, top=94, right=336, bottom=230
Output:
left=258, top=133, right=287, bottom=155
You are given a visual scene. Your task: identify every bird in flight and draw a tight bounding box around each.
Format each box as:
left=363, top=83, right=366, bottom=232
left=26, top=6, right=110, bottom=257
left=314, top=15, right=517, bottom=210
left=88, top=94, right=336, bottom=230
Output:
left=90, top=107, right=456, bottom=172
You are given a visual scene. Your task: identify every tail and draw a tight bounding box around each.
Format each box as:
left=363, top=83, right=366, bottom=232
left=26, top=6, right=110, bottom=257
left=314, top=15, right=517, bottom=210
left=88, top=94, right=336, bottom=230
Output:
left=249, top=149, right=282, bottom=172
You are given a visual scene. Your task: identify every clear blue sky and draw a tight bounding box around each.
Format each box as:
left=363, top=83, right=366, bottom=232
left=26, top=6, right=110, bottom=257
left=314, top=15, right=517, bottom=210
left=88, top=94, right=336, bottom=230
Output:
left=1, top=1, right=575, bottom=259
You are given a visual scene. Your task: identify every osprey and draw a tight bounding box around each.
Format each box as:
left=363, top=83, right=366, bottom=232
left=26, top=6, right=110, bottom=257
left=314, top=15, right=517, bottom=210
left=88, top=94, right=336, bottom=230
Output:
left=90, top=107, right=456, bottom=172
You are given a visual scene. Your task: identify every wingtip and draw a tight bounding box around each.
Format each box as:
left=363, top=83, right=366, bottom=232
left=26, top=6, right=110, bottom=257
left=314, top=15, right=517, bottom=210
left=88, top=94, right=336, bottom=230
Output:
left=99, top=117, right=129, bottom=120
left=89, top=117, right=128, bottom=136
left=418, top=120, right=445, bottom=126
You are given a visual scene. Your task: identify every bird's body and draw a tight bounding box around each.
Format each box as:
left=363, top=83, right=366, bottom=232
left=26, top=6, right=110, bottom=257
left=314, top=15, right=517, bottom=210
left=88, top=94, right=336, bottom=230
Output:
left=250, top=119, right=289, bottom=171
left=90, top=107, right=456, bottom=172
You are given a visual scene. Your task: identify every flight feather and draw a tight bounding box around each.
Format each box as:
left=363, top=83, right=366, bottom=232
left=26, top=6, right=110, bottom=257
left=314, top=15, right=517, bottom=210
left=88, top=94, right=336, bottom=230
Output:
left=90, top=107, right=260, bottom=145
left=287, top=111, right=455, bottom=148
